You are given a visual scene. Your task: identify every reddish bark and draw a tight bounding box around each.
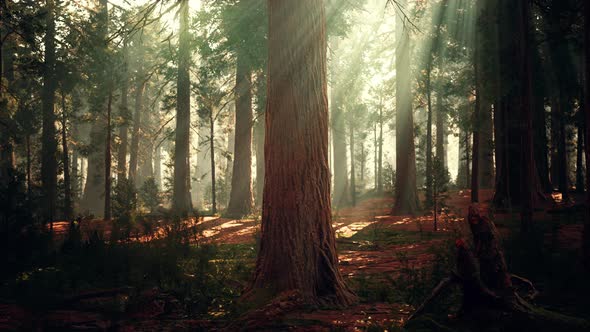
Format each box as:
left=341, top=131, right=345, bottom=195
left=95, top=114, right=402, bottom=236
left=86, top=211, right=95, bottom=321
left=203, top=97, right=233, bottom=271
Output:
left=467, top=205, right=512, bottom=292
left=245, top=0, right=355, bottom=306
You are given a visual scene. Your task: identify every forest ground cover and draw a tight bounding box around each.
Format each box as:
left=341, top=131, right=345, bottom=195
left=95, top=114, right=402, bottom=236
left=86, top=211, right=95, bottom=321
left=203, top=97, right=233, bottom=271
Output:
left=1, top=189, right=589, bottom=331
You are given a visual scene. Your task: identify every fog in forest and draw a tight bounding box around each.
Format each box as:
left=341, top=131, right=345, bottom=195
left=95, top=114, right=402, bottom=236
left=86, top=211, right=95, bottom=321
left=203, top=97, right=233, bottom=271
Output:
left=1, top=0, right=590, bottom=330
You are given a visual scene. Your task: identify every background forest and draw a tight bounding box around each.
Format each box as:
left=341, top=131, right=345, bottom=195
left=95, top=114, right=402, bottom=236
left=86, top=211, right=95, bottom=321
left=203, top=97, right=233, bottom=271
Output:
left=1, top=0, right=590, bottom=331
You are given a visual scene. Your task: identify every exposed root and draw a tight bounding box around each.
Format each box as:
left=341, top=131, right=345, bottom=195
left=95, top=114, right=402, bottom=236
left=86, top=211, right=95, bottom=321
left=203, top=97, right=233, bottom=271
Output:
left=406, top=205, right=590, bottom=331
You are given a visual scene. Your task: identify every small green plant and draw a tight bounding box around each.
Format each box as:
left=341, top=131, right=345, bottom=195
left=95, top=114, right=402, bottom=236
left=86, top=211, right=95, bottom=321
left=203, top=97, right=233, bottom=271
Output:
left=425, top=156, right=450, bottom=231
left=139, top=177, right=161, bottom=213
left=382, top=162, right=396, bottom=193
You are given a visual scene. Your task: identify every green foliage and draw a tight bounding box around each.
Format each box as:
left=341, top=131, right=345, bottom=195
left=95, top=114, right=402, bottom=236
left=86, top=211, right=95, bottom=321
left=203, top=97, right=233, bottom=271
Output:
left=1, top=217, right=256, bottom=318
left=382, top=162, right=396, bottom=193
left=139, top=177, right=161, bottom=213
left=425, top=155, right=451, bottom=211
left=113, top=178, right=137, bottom=223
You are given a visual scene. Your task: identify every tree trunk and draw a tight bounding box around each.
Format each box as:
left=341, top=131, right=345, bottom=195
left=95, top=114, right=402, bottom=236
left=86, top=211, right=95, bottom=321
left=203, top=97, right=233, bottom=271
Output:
left=550, top=97, right=560, bottom=192
left=227, top=53, right=254, bottom=217
left=378, top=105, right=384, bottom=193
left=331, top=51, right=350, bottom=208
left=128, top=70, right=144, bottom=185
left=0, top=8, right=17, bottom=221
left=426, top=72, right=434, bottom=206
left=458, top=129, right=470, bottom=189
left=26, top=135, right=32, bottom=202
left=137, top=84, right=153, bottom=185
left=532, top=48, right=552, bottom=193
left=61, top=93, right=72, bottom=221
left=393, top=0, right=419, bottom=215
left=154, top=145, right=162, bottom=189
left=576, top=119, right=585, bottom=193
left=245, top=0, right=355, bottom=306
left=374, top=123, right=378, bottom=190
left=104, top=93, right=112, bottom=221
left=478, top=103, right=494, bottom=188
left=210, top=113, right=217, bottom=214
left=435, top=87, right=446, bottom=170
left=172, top=0, right=192, bottom=216
left=472, top=30, right=481, bottom=202
left=254, top=72, right=265, bottom=207
left=360, top=141, right=365, bottom=185
left=81, top=0, right=108, bottom=216
left=117, top=43, right=129, bottom=181
left=350, top=122, right=356, bottom=207
left=518, top=0, right=534, bottom=231
left=583, top=0, right=590, bottom=269
left=41, top=0, right=58, bottom=227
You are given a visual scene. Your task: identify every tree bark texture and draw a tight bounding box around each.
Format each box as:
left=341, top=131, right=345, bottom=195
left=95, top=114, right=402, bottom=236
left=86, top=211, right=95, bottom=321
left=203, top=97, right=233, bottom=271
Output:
left=227, top=53, right=254, bottom=217
left=246, top=0, right=355, bottom=306
left=393, top=0, right=419, bottom=215
left=41, top=0, right=58, bottom=225
left=172, top=0, right=192, bottom=216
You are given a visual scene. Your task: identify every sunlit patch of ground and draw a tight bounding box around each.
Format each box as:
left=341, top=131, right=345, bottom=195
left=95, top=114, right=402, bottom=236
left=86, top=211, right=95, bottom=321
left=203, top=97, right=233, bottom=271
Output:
left=338, top=241, right=442, bottom=277
left=20, top=189, right=588, bottom=331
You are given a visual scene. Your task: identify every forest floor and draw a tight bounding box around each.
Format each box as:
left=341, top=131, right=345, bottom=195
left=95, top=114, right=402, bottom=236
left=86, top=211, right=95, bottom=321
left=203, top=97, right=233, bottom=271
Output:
left=1, top=189, right=589, bottom=331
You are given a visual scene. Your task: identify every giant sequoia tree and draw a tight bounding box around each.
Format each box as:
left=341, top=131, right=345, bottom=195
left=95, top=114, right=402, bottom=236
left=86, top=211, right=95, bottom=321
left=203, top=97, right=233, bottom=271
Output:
left=172, top=0, right=192, bottom=216
left=41, top=0, right=57, bottom=225
left=393, top=0, right=419, bottom=215
left=245, top=0, right=355, bottom=306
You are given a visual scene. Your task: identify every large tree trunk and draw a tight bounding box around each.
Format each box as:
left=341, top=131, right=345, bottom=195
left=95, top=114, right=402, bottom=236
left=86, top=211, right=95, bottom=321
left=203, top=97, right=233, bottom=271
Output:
left=81, top=0, right=108, bottom=216
left=475, top=0, right=495, bottom=190
left=393, top=0, right=419, bottom=215
left=547, top=3, right=575, bottom=202
left=493, top=0, right=545, bottom=212
left=227, top=53, right=254, bottom=217
left=245, top=0, right=355, bottom=306
left=41, top=0, right=58, bottom=226
left=518, top=0, right=534, bottom=231
left=172, top=0, right=192, bottom=216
